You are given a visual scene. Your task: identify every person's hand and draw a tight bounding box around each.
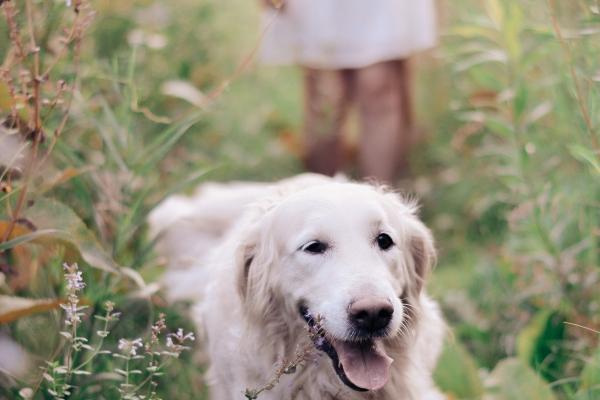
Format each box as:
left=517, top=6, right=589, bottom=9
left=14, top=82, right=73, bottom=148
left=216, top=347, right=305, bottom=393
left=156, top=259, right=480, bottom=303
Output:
left=262, top=0, right=285, bottom=10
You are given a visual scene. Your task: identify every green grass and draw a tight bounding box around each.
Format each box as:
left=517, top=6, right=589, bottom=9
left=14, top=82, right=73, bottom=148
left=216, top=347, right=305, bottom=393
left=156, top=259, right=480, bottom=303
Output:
left=1, top=0, right=599, bottom=399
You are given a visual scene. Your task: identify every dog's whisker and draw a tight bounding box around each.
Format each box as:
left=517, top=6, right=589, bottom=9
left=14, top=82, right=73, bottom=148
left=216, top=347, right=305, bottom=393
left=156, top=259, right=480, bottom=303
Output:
left=397, top=320, right=408, bottom=339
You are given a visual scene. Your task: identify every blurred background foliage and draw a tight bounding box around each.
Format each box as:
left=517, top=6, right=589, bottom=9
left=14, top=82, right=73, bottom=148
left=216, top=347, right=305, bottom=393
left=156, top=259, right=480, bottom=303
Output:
left=0, top=0, right=599, bottom=399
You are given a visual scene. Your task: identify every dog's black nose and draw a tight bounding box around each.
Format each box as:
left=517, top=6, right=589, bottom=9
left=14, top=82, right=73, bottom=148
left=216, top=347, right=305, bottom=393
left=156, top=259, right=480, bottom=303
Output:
left=349, top=298, right=394, bottom=334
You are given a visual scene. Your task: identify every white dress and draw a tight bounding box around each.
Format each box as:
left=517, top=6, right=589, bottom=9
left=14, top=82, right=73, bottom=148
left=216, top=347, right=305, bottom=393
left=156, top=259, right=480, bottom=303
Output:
left=260, top=0, right=437, bottom=69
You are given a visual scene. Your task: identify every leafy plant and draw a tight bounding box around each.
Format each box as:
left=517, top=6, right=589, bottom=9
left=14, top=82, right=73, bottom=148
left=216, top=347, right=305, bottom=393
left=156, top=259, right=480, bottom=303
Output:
left=2, top=0, right=599, bottom=399
left=16, top=263, right=195, bottom=400
left=1, top=1, right=204, bottom=398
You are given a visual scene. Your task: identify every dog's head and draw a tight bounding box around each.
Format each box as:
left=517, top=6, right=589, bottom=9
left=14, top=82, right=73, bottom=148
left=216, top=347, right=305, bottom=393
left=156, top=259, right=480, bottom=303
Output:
left=235, top=182, right=435, bottom=392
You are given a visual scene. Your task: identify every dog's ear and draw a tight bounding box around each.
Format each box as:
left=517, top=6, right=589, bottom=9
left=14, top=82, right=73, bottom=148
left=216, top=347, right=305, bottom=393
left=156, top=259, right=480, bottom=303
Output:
left=382, top=190, right=436, bottom=294
left=234, top=205, right=280, bottom=322
left=236, top=241, right=256, bottom=301
left=404, top=216, right=436, bottom=293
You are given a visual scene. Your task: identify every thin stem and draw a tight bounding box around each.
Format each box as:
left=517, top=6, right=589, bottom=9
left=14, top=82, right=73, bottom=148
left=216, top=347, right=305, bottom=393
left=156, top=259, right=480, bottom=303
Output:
left=1, top=1, right=89, bottom=244
left=125, top=357, right=130, bottom=387
left=564, top=321, right=600, bottom=335
left=119, top=356, right=132, bottom=400
left=39, top=8, right=88, bottom=166
left=1, top=1, right=26, bottom=68
left=51, top=367, right=59, bottom=398
left=40, top=8, right=81, bottom=79
left=207, top=3, right=284, bottom=102
left=144, top=353, right=157, bottom=397
left=64, top=309, right=78, bottom=383
left=1, top=0, right=43, bottom=244
left=546, top=0, right=599, bottom=151
left=132, top=360, right=166, bottom=394
left=74, top=313, right=110, bottom=371
left=245, top=341, right=314, bottom=399
left=25, top=0, right=41, bottom=133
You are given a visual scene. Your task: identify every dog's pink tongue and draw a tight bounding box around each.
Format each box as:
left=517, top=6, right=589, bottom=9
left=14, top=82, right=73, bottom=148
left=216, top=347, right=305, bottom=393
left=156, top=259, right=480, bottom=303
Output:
left=333, top=340, right=393, bottom=391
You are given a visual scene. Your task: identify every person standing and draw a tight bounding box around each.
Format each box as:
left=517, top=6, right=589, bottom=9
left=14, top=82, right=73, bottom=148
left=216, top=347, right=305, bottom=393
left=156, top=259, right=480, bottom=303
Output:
left=260, top=0, right=437, bottom=182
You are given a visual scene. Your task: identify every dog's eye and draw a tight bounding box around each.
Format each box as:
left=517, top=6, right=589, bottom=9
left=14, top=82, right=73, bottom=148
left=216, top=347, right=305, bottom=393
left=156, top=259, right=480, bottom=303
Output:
left=301, top=240, right=328, bottom=254
left=376, top=233, right=394, bottom=250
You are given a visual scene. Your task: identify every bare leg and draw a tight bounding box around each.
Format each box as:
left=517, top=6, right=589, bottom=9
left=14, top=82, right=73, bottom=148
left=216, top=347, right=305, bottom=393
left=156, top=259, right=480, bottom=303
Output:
left=302, top=67, right=351, bottom=176
left=355, top=59, right=413, bottom=183
left=397, top=59, right=414, bottom=156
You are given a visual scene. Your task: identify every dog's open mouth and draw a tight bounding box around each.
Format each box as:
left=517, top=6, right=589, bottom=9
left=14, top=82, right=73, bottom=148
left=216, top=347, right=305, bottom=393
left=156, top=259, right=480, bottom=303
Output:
left=300, top=306, right=393, bottom=392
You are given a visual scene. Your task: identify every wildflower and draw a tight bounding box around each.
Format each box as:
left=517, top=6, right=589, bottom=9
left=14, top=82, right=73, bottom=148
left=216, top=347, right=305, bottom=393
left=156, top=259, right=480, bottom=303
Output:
left=64, top=267, right=85, bottom=291
left=118, top=338, right=143, bottom=356
left=165, top=328, right=195, bottom=355
left=61, top=263, right=86, bottom=326
left=65, top=0, right=72, bottom=6
left=60, top=302, right=81, bottom=325
left=18, top=388, right=33, bottom=399
left=170, top=328, right=195, bottom=343
left=146, top=313, right=166, bottom=352
left=104, top=301, right=115, bottom=313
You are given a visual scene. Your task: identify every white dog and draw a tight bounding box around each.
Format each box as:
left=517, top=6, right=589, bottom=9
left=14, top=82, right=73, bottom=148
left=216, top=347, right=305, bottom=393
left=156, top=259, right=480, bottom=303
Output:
left=149, top=174, right=446, bottom=399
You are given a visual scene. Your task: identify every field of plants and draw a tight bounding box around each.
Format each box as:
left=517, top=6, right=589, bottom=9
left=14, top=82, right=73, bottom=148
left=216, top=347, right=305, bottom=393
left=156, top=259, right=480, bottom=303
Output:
left=0, top=0, right=599, bottom=399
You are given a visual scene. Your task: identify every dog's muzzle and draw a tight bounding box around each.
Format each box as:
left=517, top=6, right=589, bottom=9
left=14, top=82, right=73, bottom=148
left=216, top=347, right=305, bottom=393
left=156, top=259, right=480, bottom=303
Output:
left=299, top=304, right=393, bottom=392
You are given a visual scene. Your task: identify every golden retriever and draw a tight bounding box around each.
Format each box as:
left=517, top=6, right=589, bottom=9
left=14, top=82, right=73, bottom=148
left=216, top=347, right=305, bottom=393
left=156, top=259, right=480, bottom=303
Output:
left=149, top=174, right=446, bottom=399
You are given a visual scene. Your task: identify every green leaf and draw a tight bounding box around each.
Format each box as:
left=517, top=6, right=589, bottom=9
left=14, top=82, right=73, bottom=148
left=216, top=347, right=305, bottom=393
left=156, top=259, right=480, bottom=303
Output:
left=517, top=310, right=552, bottom=364
left=450, top=25, right=500, bottom=43
left=569, top=145, right=600, bottom=175
left=454, top=49, right=508, bottom=72
left=434, top=338, right=484, bottom=399
left=580, top=346, right=600, bottom=392
left=135, top=113, right=203, bottom=174
left=573, top=390, right=600, bottom=400
left=24, top=198, right=118, bottom=273
left=485, top=0, right=504, bottom=30
left=484, top=358, right=557, bottom=400
left=485, top=116, right=515, bottom=139
left=516, top=310, right=567, bottom=381
left=0, top=228, right=63, bottom=252
left=514, top=84, right=528, bottom=120
left=503, top=3, right=524, bottom=61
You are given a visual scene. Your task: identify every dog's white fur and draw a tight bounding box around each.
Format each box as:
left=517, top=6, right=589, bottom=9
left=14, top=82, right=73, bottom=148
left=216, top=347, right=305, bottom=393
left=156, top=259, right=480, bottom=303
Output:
left=149, top=174, right=445, bottom=400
